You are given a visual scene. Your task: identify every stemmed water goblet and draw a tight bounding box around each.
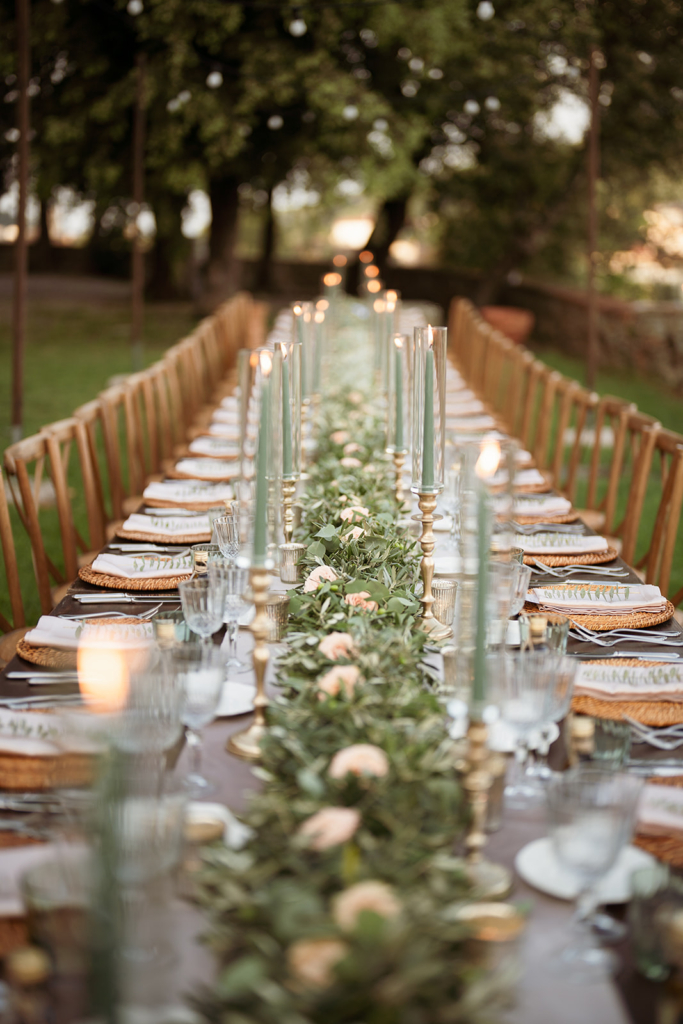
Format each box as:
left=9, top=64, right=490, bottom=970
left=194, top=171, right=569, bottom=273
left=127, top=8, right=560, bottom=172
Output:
left=546, top=766, right=644, bottom=979
left=165, top=643, right=225, bottom=794
left=208, top=563, right=251, bottom=672
left=178, top=576, right=227, bottom=645
left=213, top=513, right=240, bottom=565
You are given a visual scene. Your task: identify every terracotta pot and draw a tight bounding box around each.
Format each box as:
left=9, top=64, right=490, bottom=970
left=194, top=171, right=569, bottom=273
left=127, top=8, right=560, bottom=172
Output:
left=481, top=305, right=535, bottom=345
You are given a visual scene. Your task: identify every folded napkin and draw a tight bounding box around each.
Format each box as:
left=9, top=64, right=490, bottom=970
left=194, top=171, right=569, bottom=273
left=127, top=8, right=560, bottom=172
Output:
left=123, top=512, right=210, bottom=537
left=174, top=458, right=239, bottom=480
left=638, top=784, right=683, bottom=839
left=529, top=582, right=667, bottom=615
left=513, top=495, right=572, bottom=517
left=189, top=436, right=240, bottom=458
left=514, top=468, right=547, bottom=488
left=143, top=480, right=234, bottom=504
left=90, top=551, right=193, bottom=579
left=208, top=423, right=240, bottom=439
left=520, top=534, right=609, bottom=555
left=447, top=414, right=497, bottom=431
left=24, top=616, right=154, bottom=650
left=575, top=662, right=683, bottom=701
left=212, top=408, right=240, bottom=425
left=220, top=396, right=238, bottom=410
left=445, top=399, right=486, bottom=416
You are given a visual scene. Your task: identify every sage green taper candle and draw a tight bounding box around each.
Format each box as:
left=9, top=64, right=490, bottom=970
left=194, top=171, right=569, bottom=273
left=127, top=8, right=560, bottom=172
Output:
left=253, top=357, right=271, bottom=563
left=394, top=339, right=404, bottom=450
left=421, top=340, right=434, bottom=489
left=281, top=348, right=292, bottom=478
left=473, top=483, right=488, bottom=706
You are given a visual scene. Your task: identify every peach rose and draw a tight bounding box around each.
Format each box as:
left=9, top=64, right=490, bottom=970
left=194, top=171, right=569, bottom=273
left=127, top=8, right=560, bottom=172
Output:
left=343, top=525, right=364, bottom=543
left=318, top=632, right=357, bottom=661
left=287, top=938, right=348, bottom=989
left=362, top=463, right=377, bottom=474
left=328, top=744, right=389, bottom=780
left=298, top=806, right=361, bottom=849
left=330, top=430, right=349, bottom=445
left=340, top=505, right=369, bottom=522
left=347, top=391, right=363, bottom=404
left=304, top=565, right=338, bottom=593
left=340, top=457, right=362, bottom=469
left=344, top=591, right=378, bottom=613
left=343, top=442, right=362, bottom=455
left=332, top=881, right=402, bottom=932
left=316, top=664, right=361, bottom=700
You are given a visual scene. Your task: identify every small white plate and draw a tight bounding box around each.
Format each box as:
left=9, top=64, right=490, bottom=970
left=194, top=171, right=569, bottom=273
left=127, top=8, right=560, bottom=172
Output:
left=186, top=801, right=253, bottom=849
left=515, top=837, right=655, bottom=903
left=215, top=681, right=255, bottom=718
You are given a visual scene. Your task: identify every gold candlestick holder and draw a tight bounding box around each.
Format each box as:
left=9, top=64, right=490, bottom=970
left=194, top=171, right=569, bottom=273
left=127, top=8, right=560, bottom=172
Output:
left=227, top=564, right=270, bottom=761
left=393, top=450, right=406, bottom=507
left=462, top=718, right=512, bottom=900
left=282, top=478, right=297, bottom=544
left=415, top=492, right=452, bottom=640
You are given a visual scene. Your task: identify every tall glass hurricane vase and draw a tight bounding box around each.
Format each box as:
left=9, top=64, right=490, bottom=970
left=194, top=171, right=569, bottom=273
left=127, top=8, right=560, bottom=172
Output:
left=411, top=325, right=446, bottom=497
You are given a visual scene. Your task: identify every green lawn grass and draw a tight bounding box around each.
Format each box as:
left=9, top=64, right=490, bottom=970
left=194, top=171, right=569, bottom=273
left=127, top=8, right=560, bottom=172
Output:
left=0, top=291, right=198, bottom=625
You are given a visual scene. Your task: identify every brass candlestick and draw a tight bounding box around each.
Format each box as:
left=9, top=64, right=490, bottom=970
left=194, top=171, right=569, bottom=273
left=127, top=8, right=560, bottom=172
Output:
left=227, top=564, right=270, bottom=761
left=282, top=478, right=297, bottom=544
left=415, top=492, right=452, bottom=640
left=393, top=450, right=406, bottom=506
left=462, top=718, right=512, bottom=899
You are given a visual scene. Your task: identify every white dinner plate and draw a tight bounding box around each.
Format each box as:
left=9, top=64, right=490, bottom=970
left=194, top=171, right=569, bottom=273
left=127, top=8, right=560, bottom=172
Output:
left=515, top=837, right=655, bottom=903
left=215, top=681, right=255, bottom=718
left=186, top=801, right=253, bottom=849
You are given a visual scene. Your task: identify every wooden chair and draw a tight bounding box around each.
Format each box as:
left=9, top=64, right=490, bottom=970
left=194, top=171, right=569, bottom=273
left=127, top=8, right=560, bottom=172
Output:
left=577, top=396, right=636, bottom=533
left=4, top=419, right=104, bottom=613
left=0, top=470, right=28, bottom=667
left=632, top=429, right=683, bottom=603
left=607, top=411, right=661, bottom=566
left=542, top=378, right=599, bottom=499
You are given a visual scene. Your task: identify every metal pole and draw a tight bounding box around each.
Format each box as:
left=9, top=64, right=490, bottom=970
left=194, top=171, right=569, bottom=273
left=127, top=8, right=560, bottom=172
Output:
left=586, top=45, right=600, bottom=391
left=11, top=0, right=30, bottom=442
left=130, top=52, right=146, bottom=370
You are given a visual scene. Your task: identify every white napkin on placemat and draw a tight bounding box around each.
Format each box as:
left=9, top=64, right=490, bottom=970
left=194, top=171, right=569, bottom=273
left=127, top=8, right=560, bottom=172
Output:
left=445, top=399, right=486, bottom=416
left=24, top=616, right=154, bottom=650
left=529, top=582, right=667, bottom=614
left=514, top=495, right=572, bottom=517
left=513, top=468, right=547, bottom=488
left=174, top=458, right=239, bottom=480
left=143, top=480, right=234, bottom=504
left=519, top=533, right=609, bottom=555
left=122, top=513, right=210, bottom=537
left=189, top=436, right=240, bottom=458
left=90, top=551, right=193, bottom=579
left=207, top=423, right=241, bottom=440
left=575, top=662, right=683, bottom=701
left=638, top=784, right=683, bottom=839
left=446, top=414, right=497, bottom=431
left=212, top=408, right=240, bottom=425
left=220, top=396, right=239, bottom=410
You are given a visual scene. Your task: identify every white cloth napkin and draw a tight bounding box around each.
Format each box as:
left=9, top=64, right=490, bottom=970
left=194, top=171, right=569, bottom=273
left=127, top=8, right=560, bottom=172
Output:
left=519, top=533, right=609, bottom=555
left=575, top=662, right=683, bottom=701
left=445, top=399, right=486, bottom=416
left=123, top=513, right=210, bottom=537
left=638, top=784, right=683, bottom=839
left=220, top=396, right=239, bottom=410
left=446, top=414, right=496, bottom=431
left=90, top=551, right=193, bottom=579
left=24, top=616, right=82, bottom=649
left=529, top=582, right=666, bottom=614
left=174, top=458, right=239, bottom=480
left=208, top=423, right=241, bottom=439
left=513, top=468, right=547, bottom=488
left=143, top=480, right=235, bottom=504
left=513, top=495, right=572, bottom=517
left=212, top=408, right=240, bottom=425
left=189, top=436, right=240, bottom=458
left=25, top=616, right=154, bottom=649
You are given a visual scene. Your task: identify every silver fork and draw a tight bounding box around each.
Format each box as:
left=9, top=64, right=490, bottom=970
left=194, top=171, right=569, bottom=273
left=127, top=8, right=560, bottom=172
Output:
left=568, top=629, right=683, bottom=648
left=513, top=523, right=585, bottom=535
left=60, top=603, right=162, bottom=621
left=531, top=561, right=629, bottom=577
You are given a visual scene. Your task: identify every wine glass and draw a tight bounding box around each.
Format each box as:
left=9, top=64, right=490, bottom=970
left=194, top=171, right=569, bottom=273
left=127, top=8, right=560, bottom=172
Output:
left=526, top=656, right=576, bottom=784
left=213, top=514, right=240, bottom=565
left=165, top=644, right=225, bottom=794
left=209, top=563, right=251, bottom=673
left=546, top=767, right=644, bottom=979
left=509, top=561, right=532, bottom=617
left=178, top=576, right=227, bottom=644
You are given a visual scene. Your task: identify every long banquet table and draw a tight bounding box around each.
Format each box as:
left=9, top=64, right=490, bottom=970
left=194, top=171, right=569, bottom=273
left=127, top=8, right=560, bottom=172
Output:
left=0, top=519, right=678, bottom=1024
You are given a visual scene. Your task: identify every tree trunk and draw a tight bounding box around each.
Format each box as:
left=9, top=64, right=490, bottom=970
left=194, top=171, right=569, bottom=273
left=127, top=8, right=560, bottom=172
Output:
left=205, top=174, right=241, bottom=303
left=346, top=195, right=409, bottom=295
left=32, top=198, right=53, bottom=272
left=147, top=192, right=189, bottom=300
left=254, top=187, right=275, bottom=293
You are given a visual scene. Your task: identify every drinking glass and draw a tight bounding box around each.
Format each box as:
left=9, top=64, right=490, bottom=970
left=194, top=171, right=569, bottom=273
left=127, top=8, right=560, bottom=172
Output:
left=190, top=543, right=221, bottom=576
left=509, top=562, right=532, bottom=618
left=441, top=456, right=462, bottom=553
left=209, top=564, right=251, bottom=672
left=165, top=644, right=225, bottom=793
left=519, top=612, right=570, bottom=653
left=526, top=656, right=577, bottom=783
left=491, top=649, right=562, bottom=808
left=546, top=766, right=644, bottom=979
left=213, top=514, right=240, bottom=565
left=433, top=579, right=457, bottom=626
left=629, top=866, right=683, bottom=981
left=116, top=648, right=184, bottom=758
left=178, top=576, right=227, bottom=644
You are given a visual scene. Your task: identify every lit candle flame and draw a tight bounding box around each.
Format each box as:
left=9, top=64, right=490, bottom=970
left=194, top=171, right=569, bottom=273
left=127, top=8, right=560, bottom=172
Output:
left=314, top=311, right=325, bottom=324
left=427, top=324, right=433, bottom=348
left=385, top=289, right=398, bottom=303
left=316, top=298, right=329, bottom=310
left=393, top=334, right=404, bottom=350
left=280, top=340, right=289, bottom=361
left=77, top=642, right=130, bottom=713
left=475, top=439, right=501, bottom=479
left=373, top=298, right=386, bottom=313
left=293, top=303, right=303, bottom=316
left=260, top=350, right=273, bottom=376
left=249, top=351, right=259, bottom=368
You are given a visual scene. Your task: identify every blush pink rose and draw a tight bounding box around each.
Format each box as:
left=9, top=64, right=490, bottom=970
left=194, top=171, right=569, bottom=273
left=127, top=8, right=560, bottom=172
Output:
left=316, top=664, right=361, bottom=700
left=318, top=632, right=357, bottom=661
left=298, top=806, right=361, bottom=849
left=340, top=457, right=362, bottom=469
left=344, top=591, right=378, bottom=613
left=343, top=525, right=364, bottom=543
left=303, top=565, right=338, bottom=593
left=330, top=430, right=349, bottom=445
left=332, top=881, right=402, bottom=932
left=328, top=743, right=389, bottom=780
left=340, top=505, right=369, bottom=522
left=342, top=442, right=362, bottom=455
left=287, top=938, right=348, bottom=989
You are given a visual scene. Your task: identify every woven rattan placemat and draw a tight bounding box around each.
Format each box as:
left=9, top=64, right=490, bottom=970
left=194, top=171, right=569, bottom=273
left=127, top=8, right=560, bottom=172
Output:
left=523, top=547, right=619, bottom=568
left=78, top=565, right=190, bottom=591
left=167, top=464, right=239, bottom=482
left=634, top=776, right=683, bottom=867
left=16, top=617, right=148, bottom=670
left=515, top=512, right=580, bottom=525
left=144, top=498, right=229, bottom=511
left=115, top=528, right=211, bottom=544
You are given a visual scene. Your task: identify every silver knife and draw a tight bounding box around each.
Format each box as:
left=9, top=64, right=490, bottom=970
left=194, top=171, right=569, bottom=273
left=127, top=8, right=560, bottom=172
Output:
left=568, top=651, right=683, bottom=661
left=6, top=670, right=80, bottom=680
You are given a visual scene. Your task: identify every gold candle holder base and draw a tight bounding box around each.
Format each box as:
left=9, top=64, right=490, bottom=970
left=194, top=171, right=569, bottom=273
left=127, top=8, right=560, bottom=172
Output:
left=227, top=564, right=270, bottom=761
left=282, top=478, right=297, bottom=545
left=393, top=450, right=407, bottom=507
left=463, top=719, right=512, bottom=900
left=415, top=492, right=452, bottom=640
